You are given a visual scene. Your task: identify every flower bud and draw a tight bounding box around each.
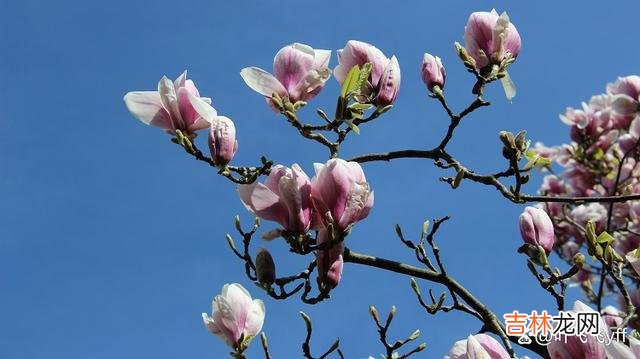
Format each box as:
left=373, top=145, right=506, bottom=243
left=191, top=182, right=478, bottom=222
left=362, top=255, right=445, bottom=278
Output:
left=208, top=116, right=238, bottom=167
left=519, top=206, right=555, bottom=254
left=421, top=53, right=446, bottom=93
left=315, top=229, right=344, bottom=290
left=255, top=248, right=276, bottom=286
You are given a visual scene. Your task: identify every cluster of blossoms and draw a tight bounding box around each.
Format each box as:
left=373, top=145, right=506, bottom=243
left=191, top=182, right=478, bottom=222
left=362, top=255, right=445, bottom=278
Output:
left=239, top=158, right=374, bottom=289
left=530, top=76, right=640, bottom=297
left=121, top=7, right=633, bottom=358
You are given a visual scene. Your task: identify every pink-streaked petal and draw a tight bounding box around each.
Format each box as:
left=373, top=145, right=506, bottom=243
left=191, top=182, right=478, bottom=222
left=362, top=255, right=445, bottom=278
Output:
left=187, top=93, right=217, bottom=131
left=123, top=91, right=173, bottom=130
left=177, top=87, right=201, bottom=128
left=338, top=182, right=371, bottom=230
left=158, top=75, right=184, bottom=129
left=243, top=299, right=265, bottom=338
left=184, top=79, right=200, bottom=97
left=240, top=67, right=287, bottom=98
left=474, top=334, right=510, bottom=359
left=238, top=183, right=288, bottom=228
left=313, top=49, right=331, bottom=68
left=174, top=70, right=187, bottom=90
left=466, top=335, right=491, bottom=359
left=290, top=68, right=331, bottom=101
left=273, top=43, right=315, bottom=92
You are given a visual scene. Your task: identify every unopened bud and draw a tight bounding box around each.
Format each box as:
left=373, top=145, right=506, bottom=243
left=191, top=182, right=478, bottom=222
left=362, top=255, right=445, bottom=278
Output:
left=369, top=305, right=380, bottom=323
left=255, top=248, right=276, bottom=286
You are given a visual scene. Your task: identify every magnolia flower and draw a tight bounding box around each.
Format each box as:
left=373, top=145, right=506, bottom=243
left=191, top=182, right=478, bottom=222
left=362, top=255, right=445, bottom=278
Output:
left=240, top=43, right=331, bottom=110
left=202, top=283, right=265, bottom=350
left=124, top=71, right=213, bottom=134
left=238, top=164, right=313, bottom=234
left=421, top=53, right=446, bottom=93
left=610, top=76, right=640, bottom=119
left=334, top=40, right=401, bottom=106
left=519, top=206, right=555, bottom=254
left=463, top=10, right=521, bottom=70
left=444, top=334, right=509, bottom=359
left=316, top=229, right=345, bottom=289
left=208, top=116, right=238, bottom=166
left=547, top=301, right=616, bottom=359
left=310, top=158, right=374, bottom=231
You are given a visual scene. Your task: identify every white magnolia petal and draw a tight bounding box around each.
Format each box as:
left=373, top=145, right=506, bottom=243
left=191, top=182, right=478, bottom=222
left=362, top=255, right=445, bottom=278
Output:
left=240, top=67, right=286, bottom=97
left=123, top=91, right=172, bottom=129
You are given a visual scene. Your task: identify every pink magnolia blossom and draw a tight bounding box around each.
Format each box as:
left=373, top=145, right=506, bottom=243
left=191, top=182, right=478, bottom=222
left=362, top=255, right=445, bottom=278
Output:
left=610, top=76, right=640, bottom=121
left=463, top=10, right=521, bottom=70
left=334, top=40, right=401, bottom=106
left=444, top=334, right=509, bottom=359
left=124, top=71, right=213, bottom=134
left=547, top=301, right=607, bottom=359
left=240, top=43, right=331, bottom=110
left=421, top=53, right=446, bottom=92
left=315, top=229, right=344, bottom=289
left=519, top=206, right=555, bottom=253
left=202, top=283, right=265, bottom=350
left=310, top=158, right=374, bottom=231
left=238, top=164, right=313, bottom=234
left=208, top=116, right=238, bottom=166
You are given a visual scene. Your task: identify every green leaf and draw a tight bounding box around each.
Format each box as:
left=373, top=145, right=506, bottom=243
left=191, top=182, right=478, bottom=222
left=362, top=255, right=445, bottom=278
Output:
left=356, top=62, right=372, bottom=93
left=596, top=231, right=615, bottom=244
left=344, top=120, right=360, bottom=135
left=349, top=103, right=374, bottom=111
left=340, top=65, right=361, bottom=98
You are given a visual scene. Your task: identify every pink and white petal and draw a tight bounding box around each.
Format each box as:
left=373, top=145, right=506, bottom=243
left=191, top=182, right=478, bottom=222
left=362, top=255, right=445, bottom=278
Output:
left=221, top=284, right=253, bottom=335
left=177, top=87, right=201, bottom=129
left=338, top=182, right=371, bottom=230
left=238, top=183, right=288, bottom=227
left=466, top=335, right=491, bottom=359
left=273, top=43, right=315, bottom=91
left=474, top=334, right=510, bottom=359
left=291, top=68, right=331, bottom=101
left=158, top=75, right=184, bottom=128
left=240, top=67, right=287, bottom=98
left=612, top=94, right=639, bottom=116
left=123, top=91, right=173, bottom=130
left=186, top=92, right=217, bottom=131
left=243, top=299, right=265, bottom=338
left=604, top=340, right=635, bottom=359
left=184, top=79, right=200, bottom=97
left=313, top=49, right=331, bottom=69
left=174, top=71, right=187, bottom=90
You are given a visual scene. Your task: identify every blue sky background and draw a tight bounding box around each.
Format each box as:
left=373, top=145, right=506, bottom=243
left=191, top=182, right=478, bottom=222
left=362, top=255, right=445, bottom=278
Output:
left=2, top=1, right=640, bottom=358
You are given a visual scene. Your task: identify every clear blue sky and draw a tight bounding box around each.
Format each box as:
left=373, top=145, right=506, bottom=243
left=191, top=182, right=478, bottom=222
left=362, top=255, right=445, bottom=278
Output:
left=2, top=1, right=639, bottom=358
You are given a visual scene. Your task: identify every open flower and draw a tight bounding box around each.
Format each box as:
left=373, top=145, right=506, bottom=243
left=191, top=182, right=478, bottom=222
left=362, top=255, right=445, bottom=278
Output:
left=310, top=158, right=374, bottom=231
left=240, top=43, right=331, bottom=110
left=334, top=40, right=401, bottom=106
left=238, top=164, right=313, bottom=234
left=463, top=9, right=521, bottom=70
left=202, top=283, right=265, bottom=351
left=124, top=71, right=213, bottom=134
